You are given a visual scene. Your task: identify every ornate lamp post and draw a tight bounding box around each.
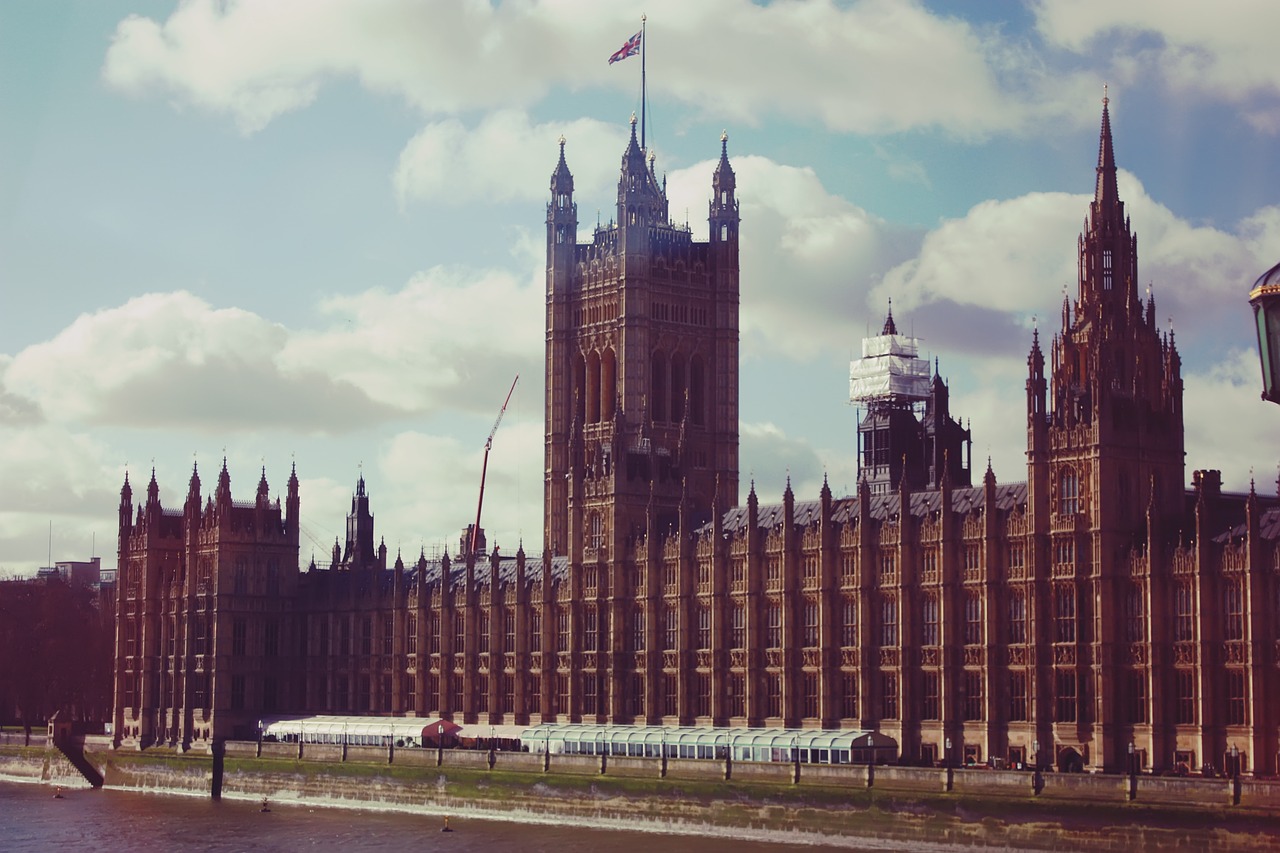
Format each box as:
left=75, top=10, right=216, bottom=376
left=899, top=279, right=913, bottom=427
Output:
left=1127, top=741, right=1137, bottom=801
left=1249, top=263, right=1280, bottom=404
left=1231, top=744, right=1241, bottom=805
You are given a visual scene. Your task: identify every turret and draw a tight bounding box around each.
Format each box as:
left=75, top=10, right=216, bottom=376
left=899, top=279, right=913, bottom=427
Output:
left=286, top=461, right=300, bottom=537
left=547, top=135, right=577, bottom=295
left=118, top=472, right=134, bottom=532
left=709, top=130, right=739, bottom=248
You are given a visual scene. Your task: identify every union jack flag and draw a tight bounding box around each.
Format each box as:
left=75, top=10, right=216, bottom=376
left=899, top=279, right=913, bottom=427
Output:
left=608, top=30, right=642, bottom=64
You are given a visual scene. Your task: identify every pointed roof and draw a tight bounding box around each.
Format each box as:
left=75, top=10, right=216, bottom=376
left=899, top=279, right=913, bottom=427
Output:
left=713, top=129, right=735, bottom=189
left=550, top=134, right=573, bottom=192
left=882, top=300, right=898, bottom=335
left=1095, top=87, right=1120, bottom=212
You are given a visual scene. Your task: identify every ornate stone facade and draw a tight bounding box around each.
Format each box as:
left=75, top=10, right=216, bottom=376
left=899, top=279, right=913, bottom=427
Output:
left=114, top=106, right=1280, bottom=777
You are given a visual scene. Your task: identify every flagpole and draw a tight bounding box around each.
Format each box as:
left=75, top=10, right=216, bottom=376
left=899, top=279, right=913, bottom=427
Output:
left=640, top=14, right=647, bottom=151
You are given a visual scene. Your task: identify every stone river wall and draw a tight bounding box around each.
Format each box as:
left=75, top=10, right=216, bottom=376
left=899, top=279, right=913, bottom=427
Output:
left=3, top=741, right=1280, bottom=851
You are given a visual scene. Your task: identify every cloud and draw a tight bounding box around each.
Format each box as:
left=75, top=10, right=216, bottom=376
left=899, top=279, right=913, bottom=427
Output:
left=1183, top=348, right=1278, bottom=493
left=5, top=292, right=399, bottom=432
left=663, top=154, right=922, bottom=362
left=874, top=171, right=1276, bottom=357
left=1034, top=0, right=1280, bottom=128
left=394, top=111, right=626, bottom=206
left=102, top=0, right=1092, bottom=138
left=282, top=264, right=543, bottom=416
left=6, top=262, right=546, bottom=433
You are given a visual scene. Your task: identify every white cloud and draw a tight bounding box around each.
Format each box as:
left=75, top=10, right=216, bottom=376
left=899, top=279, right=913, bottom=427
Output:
left=1034, top=0, right=1280, bottom=131
left=1183, top=348, right=1279, bottom=493
left=102, top=0, right=1092, bottom=138
left=5, top=292, right=398, bottom=431
left=394, top=111, right=626, bottom=206
left=665, top=154, right=922, bottom=362
left=282, top=264, right=543, bottom=415
left=5, top=263, right=546, bottom=433
left=874, top=172, right=1276, bottom=356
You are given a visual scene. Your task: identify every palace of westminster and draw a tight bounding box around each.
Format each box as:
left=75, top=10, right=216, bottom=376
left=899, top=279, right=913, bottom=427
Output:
left=113, top=100, right=1280, bottom=777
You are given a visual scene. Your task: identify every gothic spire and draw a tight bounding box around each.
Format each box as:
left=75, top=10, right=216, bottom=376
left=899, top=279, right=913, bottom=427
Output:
left=1095, top=85, right=1120, bottom=212
left=882, top=299, right=898, bottom=336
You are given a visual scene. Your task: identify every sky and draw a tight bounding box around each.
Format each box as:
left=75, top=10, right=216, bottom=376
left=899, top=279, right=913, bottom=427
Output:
left=1, top=0, right=1278, bottom=575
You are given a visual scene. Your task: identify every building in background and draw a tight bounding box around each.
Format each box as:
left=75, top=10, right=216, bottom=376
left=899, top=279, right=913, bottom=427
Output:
left=113, top=102, right=1280, bottom=777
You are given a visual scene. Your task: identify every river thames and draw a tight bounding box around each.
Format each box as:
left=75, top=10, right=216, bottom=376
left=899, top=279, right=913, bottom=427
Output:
left=0, top=779, right=918, bottom=852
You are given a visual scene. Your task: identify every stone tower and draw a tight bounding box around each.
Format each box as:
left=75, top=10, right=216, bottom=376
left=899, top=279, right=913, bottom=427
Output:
left=1026, top=92, right=1185, bottom=771
left=544, top=118, right=740, bottom=563
left=850, top=304, right=971, bottom=494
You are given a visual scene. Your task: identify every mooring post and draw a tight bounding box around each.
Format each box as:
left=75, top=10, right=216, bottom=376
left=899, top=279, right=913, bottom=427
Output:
left=210, top=740, right=225, bottom=801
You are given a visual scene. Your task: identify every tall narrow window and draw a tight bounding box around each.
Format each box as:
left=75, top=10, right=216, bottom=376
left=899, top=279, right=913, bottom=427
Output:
left=922, top=593, right=939, bottom=646
left=1054, top=585, right=1076, bottom=643
left=696, top=606, right=711, bottom=650
left=922, top=671, right=941, bottom=720
left=1224, top=579, right=1244, bottom=642
left=803, top=600, right=819, bottom=647
left=584, top=606, right=598, bottom=649
left=731, top=603, right=746, bottom=649
left=631, top=606, right=646, bottom=652
left=1055, top=670, right=1077, bottom=723
left=964, top=592, right=982, bottom=645
left=841, top=597, right=857, bottom=647
left=1174, top=582, right=1195, bottom=642
left=964, top=671, right=984, bottom=721
left=1125, top=584, right=1146, bottom=643
left=1175, top=669, right=1196, bottom=724
left=1102, top=249, right=1113, bottom=291
left=766, top=603, right=782, bottom=649
left=1009, top=671, right=1028, bottom=721
left=880, top=671, right=899, bottom=720
left=880, top=594, right=898, bottom=647
left=1009, top=591, right=1027, bottom=644
left=651, top=351, right=667, bottom=422
left=842, top=672, right=859, bottom=719
left=1060, top=469, right=1079, bottom=515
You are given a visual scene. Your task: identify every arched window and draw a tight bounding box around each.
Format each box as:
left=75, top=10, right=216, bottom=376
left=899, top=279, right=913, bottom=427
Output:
left=651, top=350, right=667, bottom=422
left=670, top=352, right=685, bottom=422
left=601, top=347, right=617, bottom=421
left=922, top=593, right=939, bottom=646
left=572, top=352, right=586, bottom=424
left=586, top=351, right=601, bottom=423
left=1060, top=468, right=1079, bottom=515
left=689, top=354, right=705, bottom=426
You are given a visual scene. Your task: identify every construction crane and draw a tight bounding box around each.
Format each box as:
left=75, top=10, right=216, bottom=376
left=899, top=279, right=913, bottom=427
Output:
left=470, top=374, right=519, bottom=558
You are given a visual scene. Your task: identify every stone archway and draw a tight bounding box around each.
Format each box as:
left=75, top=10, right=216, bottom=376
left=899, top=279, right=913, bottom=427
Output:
left=1057, top=746, right=1084, bottom=773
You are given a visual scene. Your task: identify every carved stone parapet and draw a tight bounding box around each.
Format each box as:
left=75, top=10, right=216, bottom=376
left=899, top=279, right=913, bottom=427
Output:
left=963, top=647, right=982, bottom=666
left=1173, top=642, right=1196, bottom=666
left=766, top=649, right=783, bottom=669
left=663, top=651, right=678, bottom=670
left=1053, top=645, right=1076, bottom=666
left=1224, top=641, right=1246, bottom=665
left=840, top=648, right=859, bottom=667
left=729, top=649, right=746, bottom=668
left=879, top=648, right=899, bottom=667
left=1007, top=646, right=1026, bottom=666
left=429, top=654, right=440, bottom=672
left=695, top=650, right=712, bottom=669
left=802, top=648, right=820, bottom=668
left=921, top=647, right=940, bottom=666
left=529, top=652, right=542, bottom=671
left=504, top=654, right=516, bottom=671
